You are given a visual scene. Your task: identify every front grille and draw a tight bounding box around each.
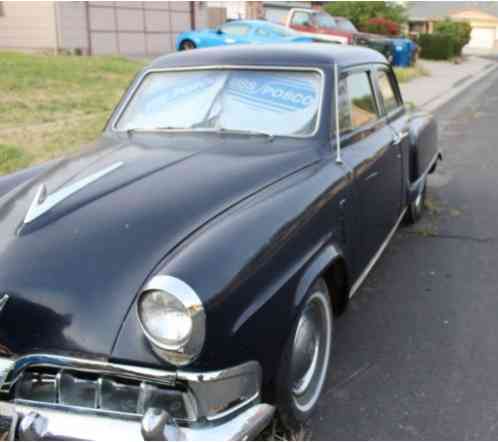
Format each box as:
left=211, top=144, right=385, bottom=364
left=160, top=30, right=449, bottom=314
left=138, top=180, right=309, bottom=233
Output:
left=14, top=369, right=196, bottom=422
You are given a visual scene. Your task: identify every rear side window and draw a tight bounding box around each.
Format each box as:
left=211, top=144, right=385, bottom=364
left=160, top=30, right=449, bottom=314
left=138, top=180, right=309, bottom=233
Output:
left=338, top=71, right=379, bottom=134
left=221, top=23, right=251, bottom=37
left=377, top=70, right=400, bottom=114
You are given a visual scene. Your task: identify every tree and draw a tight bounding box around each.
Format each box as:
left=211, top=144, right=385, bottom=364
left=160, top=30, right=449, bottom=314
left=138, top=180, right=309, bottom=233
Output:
left=324, top=1, right=408, bottom=29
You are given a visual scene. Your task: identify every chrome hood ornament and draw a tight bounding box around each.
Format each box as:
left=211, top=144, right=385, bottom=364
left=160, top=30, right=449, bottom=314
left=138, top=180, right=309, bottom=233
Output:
left=0, top=294, right=9, bottom=314
left=24, top=162, right=124, bottom=224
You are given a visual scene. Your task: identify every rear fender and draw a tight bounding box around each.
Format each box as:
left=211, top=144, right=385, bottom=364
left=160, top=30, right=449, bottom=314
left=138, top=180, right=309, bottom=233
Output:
left=407, top=111, right=440, bottom=204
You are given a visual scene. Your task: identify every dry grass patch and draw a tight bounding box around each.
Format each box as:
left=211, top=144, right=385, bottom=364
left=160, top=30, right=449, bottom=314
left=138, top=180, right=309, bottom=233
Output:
left=394, top=63, right=430, bottom=83
left=0, top=52, right=145, bottom=175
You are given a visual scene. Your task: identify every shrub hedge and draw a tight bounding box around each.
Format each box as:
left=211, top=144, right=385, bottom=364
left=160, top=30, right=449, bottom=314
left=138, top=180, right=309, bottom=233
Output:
left=418, top=20, right=472, bottom=60
left=418, top=33, right=456, bottom=60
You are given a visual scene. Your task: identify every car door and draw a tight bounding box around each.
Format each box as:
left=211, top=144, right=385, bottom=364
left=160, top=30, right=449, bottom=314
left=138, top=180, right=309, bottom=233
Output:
left=336, top=66, right=403, bottom=278
left=373, top=66, right=411, bottom=208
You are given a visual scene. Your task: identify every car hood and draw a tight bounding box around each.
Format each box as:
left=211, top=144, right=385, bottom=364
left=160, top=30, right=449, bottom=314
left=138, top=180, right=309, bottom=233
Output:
left=0, top=132, right=318, bottom=359
left=357, top=32, right=393, bottom=44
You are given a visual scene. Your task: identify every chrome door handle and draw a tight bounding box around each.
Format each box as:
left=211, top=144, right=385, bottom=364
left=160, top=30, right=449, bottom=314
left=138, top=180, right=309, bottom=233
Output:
left=365, top=171, right=380, bottom=181
left=392, top=131, right=407, bottom=146
left=392, top=132, right=402, bottom=145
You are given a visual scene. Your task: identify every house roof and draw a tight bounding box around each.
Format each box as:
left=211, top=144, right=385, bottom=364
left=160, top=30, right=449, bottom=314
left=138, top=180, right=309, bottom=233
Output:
left=408, top=1, right=498, bottom=21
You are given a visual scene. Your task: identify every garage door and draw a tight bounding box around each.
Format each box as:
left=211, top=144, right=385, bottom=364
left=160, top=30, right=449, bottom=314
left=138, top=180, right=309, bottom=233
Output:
left=467, top=26, right=495, bottom=49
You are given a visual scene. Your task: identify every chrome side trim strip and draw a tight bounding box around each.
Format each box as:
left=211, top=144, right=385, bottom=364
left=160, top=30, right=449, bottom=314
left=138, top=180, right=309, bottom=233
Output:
left=349, top=207, right=407, bottom=298
left=0, top=294, right=9, bottom=314
left=24, top=162, right=124, bottom=224
left=110, top=64, right=326, bottom=139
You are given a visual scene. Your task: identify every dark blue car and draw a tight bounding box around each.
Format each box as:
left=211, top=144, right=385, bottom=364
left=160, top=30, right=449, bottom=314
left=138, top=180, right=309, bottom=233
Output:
left=0, top=44, right=440, bottom=440
left=176, top=19, right=312, bottom=51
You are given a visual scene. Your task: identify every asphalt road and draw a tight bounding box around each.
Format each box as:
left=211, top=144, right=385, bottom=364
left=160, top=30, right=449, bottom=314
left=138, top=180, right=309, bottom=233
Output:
left=312, top=64, right=498, bottom=440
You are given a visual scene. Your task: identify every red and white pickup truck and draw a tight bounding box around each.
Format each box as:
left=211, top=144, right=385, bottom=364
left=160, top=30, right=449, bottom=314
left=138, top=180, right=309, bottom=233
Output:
left=285, top=8, right=394, bottom=62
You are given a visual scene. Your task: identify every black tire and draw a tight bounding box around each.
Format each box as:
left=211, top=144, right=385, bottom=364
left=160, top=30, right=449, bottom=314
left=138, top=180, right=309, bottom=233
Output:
left=179, top=40, right=196, bottom=51
left=406, top=177, right=427, bottom=224
left=276, top=278, right=333, bottom=431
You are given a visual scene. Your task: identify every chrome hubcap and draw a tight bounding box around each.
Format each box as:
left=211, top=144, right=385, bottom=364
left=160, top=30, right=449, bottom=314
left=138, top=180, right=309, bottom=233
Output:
left=290, top=291, right=332, bottom=412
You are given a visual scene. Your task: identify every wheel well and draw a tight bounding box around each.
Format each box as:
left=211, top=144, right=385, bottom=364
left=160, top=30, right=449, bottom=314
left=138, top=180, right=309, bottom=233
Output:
left=180, top=39, right=195, bottom=48
left=322, top=258, right=349, bottom=316
left=409, top=145, right=419, bottom=183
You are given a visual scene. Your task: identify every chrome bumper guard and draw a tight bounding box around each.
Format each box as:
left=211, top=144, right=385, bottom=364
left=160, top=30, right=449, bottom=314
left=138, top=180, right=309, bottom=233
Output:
left=0, top=355, right=275, bottom=441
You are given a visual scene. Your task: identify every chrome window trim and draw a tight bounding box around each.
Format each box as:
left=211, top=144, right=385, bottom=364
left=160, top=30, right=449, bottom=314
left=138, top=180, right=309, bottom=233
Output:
left=110, top=64, right=326, bottom=139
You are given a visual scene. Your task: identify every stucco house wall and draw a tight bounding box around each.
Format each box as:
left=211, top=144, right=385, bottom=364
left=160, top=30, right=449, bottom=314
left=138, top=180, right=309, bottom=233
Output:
left=0, top=1, right=199, bottom=56
left=0, top=1, right=57, bottom=52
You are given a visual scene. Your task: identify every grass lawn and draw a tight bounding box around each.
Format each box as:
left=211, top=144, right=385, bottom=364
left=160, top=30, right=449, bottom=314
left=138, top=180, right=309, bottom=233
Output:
left=394, top=63, right=430, bottom=83
left=0, top=52, right=145, bottom=175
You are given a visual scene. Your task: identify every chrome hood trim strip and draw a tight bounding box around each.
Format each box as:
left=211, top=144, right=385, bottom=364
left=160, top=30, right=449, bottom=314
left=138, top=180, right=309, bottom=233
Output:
left=24, top=162, right=124, bottom=224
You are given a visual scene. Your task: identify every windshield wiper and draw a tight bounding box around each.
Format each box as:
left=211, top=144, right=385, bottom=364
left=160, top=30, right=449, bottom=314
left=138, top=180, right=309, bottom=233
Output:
left=125, top=126, right=275, bottom=140
left=213, top=127, right=275, bottom=141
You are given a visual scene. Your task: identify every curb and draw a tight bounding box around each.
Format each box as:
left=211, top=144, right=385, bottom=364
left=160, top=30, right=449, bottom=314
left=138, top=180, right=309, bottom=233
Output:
left=420, top=61, right=498, bottom=113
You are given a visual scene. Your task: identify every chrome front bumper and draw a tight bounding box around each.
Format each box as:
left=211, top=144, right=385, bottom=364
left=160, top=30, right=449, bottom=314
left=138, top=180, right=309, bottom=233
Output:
left=0, top=355, right=275, bottom=441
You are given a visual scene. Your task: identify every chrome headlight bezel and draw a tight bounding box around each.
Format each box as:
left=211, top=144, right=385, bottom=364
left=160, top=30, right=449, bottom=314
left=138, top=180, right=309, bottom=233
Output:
left=137, top=275, right=205, bottom=367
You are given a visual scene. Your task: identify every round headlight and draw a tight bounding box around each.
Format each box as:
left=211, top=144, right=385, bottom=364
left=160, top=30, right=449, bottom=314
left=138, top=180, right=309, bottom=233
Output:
left=138, top=290, right=193, bottom=348
left=137, top=276, right=205, bottom=366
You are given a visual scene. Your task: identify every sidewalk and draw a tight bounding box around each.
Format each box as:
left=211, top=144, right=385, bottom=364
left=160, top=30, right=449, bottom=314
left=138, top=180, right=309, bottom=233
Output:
left=400, top=56, right=498, bottom=112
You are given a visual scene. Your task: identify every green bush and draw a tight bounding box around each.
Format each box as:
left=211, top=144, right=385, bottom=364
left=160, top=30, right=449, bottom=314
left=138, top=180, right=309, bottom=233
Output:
left=418, top=33, right=456, bottom=60
left=434, top=19, right=472, bottom=56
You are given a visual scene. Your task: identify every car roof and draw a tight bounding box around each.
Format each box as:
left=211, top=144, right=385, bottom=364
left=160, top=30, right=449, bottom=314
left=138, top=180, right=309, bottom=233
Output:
left=149, top=43, right=387, bottom=70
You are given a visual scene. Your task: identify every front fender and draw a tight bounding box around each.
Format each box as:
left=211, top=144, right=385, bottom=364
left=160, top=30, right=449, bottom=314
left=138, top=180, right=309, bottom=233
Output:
left=0, top=162, right=53, bottom=199
left=293, top=242, right=346, bottom=310
left=112, top=156, right=351, bottom=384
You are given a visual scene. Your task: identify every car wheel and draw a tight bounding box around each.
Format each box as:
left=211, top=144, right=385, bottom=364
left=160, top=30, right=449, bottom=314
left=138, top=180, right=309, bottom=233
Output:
left=179, top=40, right=196, bottom=51
left=406, top=177, right=427, bottom=224
left=276, top=278, right=333, bottom=431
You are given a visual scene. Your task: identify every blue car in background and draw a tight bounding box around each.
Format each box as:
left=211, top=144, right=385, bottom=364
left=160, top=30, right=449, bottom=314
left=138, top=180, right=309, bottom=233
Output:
left=176, top=20, right=312, bottom=51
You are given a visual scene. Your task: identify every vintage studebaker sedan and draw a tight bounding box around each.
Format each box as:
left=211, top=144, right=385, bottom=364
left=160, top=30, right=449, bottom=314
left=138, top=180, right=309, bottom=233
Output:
left=0, top=44, right=440, bottom=440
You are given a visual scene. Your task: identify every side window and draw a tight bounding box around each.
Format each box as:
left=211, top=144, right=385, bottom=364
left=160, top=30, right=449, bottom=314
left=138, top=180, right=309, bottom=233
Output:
left=221, top=23, right=251, bottom=37
left=377, top=70, right=400, bottom=114
left=255, top=27, right=271, bottom=38
left=291, top=12, right=312, bottom=27
left=338, top=71, right=379, bottom=134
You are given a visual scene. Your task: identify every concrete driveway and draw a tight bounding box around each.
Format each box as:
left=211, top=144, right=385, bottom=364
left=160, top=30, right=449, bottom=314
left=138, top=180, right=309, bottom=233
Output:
left=312, top=66, right=498, bottom=439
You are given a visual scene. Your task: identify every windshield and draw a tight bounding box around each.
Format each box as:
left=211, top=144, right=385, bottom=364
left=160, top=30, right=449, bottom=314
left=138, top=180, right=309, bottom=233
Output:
left=335, top=18, right=358, bottom=32
left=313, top=13, right=337, bottom=29
left=116, top=69, right=322, bottom=137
